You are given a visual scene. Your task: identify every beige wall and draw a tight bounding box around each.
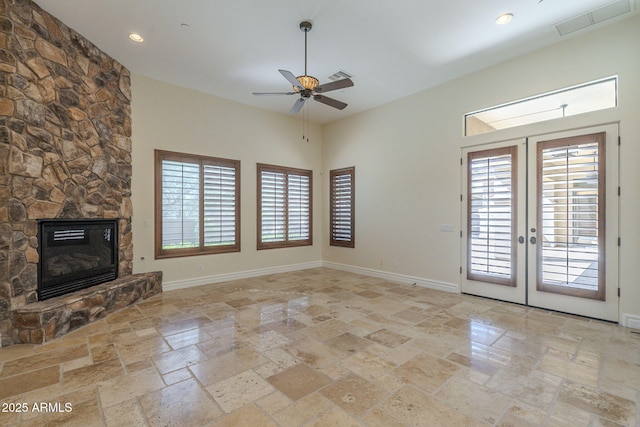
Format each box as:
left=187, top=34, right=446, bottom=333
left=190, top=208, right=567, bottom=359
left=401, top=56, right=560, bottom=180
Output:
left=130, top=15, right=640, bottom=323
left=130, top=76, right=323, bottom=285
left=322, top=14, right=640, bottom=323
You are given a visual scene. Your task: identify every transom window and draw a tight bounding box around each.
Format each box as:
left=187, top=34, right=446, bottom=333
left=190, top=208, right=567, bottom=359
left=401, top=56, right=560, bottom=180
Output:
left=257, top=163, right=312, bottom=249
left=465, top=76, right=617, bottom=136
left=155, top=150, right=240, bottom=258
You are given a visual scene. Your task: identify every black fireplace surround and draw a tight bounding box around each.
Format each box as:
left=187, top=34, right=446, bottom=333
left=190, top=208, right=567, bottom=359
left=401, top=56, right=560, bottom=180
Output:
left=38, top=219, right=118, bottom=300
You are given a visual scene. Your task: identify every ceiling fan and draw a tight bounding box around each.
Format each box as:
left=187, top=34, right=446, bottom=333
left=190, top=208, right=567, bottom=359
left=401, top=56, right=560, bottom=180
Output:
left=253, top=21, right=354, bottom=114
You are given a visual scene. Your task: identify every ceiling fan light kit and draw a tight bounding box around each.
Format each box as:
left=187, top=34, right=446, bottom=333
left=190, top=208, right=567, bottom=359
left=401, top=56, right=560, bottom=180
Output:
left=253, top=20, right=354, bottom=115
left=295, top=75, right=319, bottom=92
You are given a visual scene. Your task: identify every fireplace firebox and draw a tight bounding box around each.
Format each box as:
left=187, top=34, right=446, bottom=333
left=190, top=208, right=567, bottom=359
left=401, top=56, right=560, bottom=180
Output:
left=38, top=219, right=118, bottom=300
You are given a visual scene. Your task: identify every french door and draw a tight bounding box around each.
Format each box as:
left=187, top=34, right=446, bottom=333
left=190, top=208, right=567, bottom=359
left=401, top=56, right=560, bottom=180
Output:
left=461, top=124, right=618, bottom=321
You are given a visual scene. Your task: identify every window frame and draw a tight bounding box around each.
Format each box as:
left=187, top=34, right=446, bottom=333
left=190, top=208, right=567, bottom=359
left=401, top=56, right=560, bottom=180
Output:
left=154, top=149, right=241, bottom=259
left=257, top=163, right=313, bottom=250
left=467, top=146, right=518, bottom=287
left=536, top=132, right=606, bottom=300
left=330, top=166, right=355, bottom=248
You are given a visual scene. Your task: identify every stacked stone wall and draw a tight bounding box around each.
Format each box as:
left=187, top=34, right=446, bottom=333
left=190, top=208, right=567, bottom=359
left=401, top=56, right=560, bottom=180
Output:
left=0, top=0, right=133, bottom=346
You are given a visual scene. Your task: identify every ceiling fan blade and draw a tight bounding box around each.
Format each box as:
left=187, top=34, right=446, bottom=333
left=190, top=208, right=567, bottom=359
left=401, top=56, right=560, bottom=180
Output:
left=314, top=78, right=354, bottom=93
left=253, top=92, right=297, bottom=96
left=313, top=94, right=347, bottom=110
left=279, top=69, right=304, bottom=91
left=289, top=97, right=307, bottom=114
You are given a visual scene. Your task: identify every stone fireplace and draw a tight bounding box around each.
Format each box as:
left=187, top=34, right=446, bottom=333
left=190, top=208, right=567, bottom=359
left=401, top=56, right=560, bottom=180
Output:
left=1, top=0, right=160, bottom=346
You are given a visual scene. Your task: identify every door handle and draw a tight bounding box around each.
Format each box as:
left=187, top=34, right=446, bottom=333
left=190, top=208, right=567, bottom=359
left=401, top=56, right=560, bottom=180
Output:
left=530, top=236, right=537, bottom=244
left=518, top=236, right=525, bottom=244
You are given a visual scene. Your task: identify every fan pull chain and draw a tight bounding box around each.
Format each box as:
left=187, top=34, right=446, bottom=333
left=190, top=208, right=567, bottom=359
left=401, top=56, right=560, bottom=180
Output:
left=303, top=103, right=310, bottom=142
left=305, top=105, right=307, bottom=142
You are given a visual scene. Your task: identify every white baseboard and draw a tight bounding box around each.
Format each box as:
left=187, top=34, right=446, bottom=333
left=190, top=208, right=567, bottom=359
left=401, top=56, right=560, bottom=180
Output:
left=621, top=313, right=640, bottom=330
left=322, top=261, right=459, bottom=294
left=162, top=261, right=323, bottom=291
left=162, top=260, right=459, bottom=294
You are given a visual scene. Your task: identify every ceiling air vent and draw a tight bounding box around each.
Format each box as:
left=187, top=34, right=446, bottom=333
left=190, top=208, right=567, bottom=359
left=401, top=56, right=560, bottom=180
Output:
left=555, top=0, right=632, bottom=36
left=328, top=70, right=353, bottom=81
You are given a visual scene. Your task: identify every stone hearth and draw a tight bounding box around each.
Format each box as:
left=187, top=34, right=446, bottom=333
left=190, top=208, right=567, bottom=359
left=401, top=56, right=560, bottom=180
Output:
left=0, top=0, right=161, bottom=346
left=13, top=271, right=161, bottom=344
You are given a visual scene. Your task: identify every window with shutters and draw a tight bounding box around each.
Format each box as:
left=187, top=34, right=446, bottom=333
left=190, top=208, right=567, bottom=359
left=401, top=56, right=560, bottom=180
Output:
left=467, top=146, right=517, bottom=286
left=537, top=133, right=605, bottom=300
left=257, top=163, right=312, bottom=249
left=155, top=150, right=240, bottom=258
left=330, top=167, right=355, bottom=248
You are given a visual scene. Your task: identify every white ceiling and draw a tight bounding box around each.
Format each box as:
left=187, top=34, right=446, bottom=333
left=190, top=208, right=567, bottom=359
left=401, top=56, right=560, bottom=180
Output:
left=34, top=0, right=637, bottom=124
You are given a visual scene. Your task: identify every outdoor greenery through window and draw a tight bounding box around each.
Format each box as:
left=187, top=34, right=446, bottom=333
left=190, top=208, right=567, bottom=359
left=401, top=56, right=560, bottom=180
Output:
left=155, top=150, right=240, bottom=258
left=330, top=167, right=355, bottom=248
left=257, top=163, right=312, bottom=249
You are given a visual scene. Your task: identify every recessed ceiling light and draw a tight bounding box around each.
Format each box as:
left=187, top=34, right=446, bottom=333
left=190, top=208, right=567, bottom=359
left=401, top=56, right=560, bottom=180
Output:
left=496, top=13, right=513, bottom=25
left=128, top=33, right=144, bottom=43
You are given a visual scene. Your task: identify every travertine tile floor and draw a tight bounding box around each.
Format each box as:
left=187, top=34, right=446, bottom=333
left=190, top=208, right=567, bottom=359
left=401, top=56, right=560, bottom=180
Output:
left=0, top=268, right=639, bottom=426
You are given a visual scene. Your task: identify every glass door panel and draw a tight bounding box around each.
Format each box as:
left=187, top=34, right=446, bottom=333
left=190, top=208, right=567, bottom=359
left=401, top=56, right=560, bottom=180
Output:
left=461, top=140, right=526, bottom=304
left=537, top=135, right=604, bottom=300
left=528, top=125, right=618, bottom=321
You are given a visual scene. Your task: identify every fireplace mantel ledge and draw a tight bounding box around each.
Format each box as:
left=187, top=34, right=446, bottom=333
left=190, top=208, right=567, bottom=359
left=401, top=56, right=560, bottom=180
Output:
left=12, top=272, right=162, bottom=344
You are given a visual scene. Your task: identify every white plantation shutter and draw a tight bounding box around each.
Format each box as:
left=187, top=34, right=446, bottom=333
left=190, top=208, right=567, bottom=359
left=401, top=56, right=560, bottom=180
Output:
left=156, top=150, right=240, bottom=258
left=204, top=163, right=238, bottom=246
left=537, top=133, right=605, bottom=300
left=288, top=174, right=311, bottom=241
left=260, top=170, right=286, bottom=243
left=258, top=164, right=312, bottom=249
left=330, top=167, right=354, bottom=247
left=467, top=147, right=517, bottom=286
left=161, top=160, right=200, bottom=249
